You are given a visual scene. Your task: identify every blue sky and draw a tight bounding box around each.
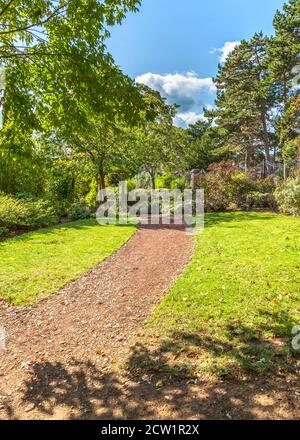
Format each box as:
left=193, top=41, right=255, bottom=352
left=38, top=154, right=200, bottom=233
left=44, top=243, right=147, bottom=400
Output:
left=107, top=0, right=286, bottom=126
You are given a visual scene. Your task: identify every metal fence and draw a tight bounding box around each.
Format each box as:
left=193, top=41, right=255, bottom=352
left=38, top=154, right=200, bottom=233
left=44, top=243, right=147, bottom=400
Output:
left=242, top=159, right=300, bottom=179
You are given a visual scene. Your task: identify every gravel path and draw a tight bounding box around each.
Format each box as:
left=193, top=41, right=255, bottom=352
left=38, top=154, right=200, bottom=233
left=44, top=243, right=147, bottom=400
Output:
left=0, top=223, right=194, bottom=419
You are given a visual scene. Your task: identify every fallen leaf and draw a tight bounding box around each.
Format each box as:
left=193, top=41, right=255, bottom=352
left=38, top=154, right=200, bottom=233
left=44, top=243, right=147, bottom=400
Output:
left=95, top=348, right=105, bottom=357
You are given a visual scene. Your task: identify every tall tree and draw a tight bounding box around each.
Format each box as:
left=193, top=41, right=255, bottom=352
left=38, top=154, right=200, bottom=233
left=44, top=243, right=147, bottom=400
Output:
left=210, top=33, right=276, bottom=170
left=0, top=0, right=143, bottom=193
left=267, top=0, right=300, bottom=112
left=267, top=0, right=300, bottom=163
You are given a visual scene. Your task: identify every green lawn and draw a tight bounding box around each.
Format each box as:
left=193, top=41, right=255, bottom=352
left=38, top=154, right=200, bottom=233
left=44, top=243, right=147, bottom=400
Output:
left=0, top=219, right=136, bottom=306
left=128, top=212, right=300, bottom=381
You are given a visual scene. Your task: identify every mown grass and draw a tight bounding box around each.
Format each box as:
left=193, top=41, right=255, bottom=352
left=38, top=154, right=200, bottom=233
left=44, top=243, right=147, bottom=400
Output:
left=128, top=212, right=300, bottom=381
left=0, top=219, right=136, bottom=306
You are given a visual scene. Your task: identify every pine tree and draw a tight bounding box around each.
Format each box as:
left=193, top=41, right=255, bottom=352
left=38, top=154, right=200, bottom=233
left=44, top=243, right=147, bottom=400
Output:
left=211, top=33, right=276, bottom=170
left=267, top=0, right=300, bottom=111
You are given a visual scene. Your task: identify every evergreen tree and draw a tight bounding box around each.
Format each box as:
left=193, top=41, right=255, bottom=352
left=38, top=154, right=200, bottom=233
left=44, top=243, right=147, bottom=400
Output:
left=211, top=33, right=276, bottom=169
left=267, top=0, right=300, bottom=111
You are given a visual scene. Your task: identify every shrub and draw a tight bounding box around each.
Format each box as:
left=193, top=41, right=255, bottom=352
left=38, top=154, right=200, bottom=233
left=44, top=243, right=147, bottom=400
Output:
left=0, top=194, right=58, bottom=230
left=198, top=161, right=277, bottom=212
left=256, top=176, right=276, bottom=193
left=230, top=172, right=258, bottom=207
left=24, top=199, right=58, bottom=227
left=156, top=173, right=187, bottom=191
left=156, top=173, right=174, bottom=189
left=275, top=178, right=300, bottom=217
left=0, top=195, right=26, bottom=228
left=126, top=179, right=137, bottom=193
left=170, top=176, right=187, bottom=191
left=0, top=227, right=9, bottom=236
left=246, top=192, right=277, bottom=210
left=67, top=202, right=90, bottom=220
left=199, top=161, right=237, bottom=211
left=13, top=192, right=38, bottom=201
left=201, top=177, right=231, bottom=212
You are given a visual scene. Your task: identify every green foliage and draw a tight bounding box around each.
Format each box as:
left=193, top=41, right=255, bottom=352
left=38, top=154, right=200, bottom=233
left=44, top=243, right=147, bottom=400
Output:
left=275, top=177, right=300, bottom=216
left=13, top=192, right=38, bottom=201
left=230, top=172, right=258, bottom=205
left=0, top=0, right=145, bottom=202
left=0, top=140, right=46, bottom=195
left=279, top=94, right=300, bottom=161
left=0, top=0, right=143, bottom=129
left=130, top=86, right=179, bottom=189
left=283, top=140, right=299, bottom=162
left=201, top=0, right=300, bottom=169
left=156, top=173, right=187, bottom=191
left=46, top=162, right=76, bottom=205
left=170, top=177, right=187, bottom=191
left=185, top=121, right=226, bottom=171
left=126, top=178, right=137, bottom=192
left=0, top=227, right=9, bottom=236
left=67, top=202, right=90, bottom=221
left=0, top=194, right=58, bottom=230
left=0, top=195, right=28, bottom=228
left=85, top=179, right=99, bottom=209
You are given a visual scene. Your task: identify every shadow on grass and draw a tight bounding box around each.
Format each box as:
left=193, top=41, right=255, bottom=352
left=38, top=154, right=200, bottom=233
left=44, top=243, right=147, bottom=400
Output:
left=127, top=317, right=297, bottom=381
left=13, top=309, right=299, bottom=420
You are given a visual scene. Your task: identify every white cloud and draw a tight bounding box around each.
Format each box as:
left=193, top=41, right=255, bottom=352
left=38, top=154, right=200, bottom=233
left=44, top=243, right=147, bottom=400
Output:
left=135, top=71, right=216, bottom=99
left=174, top=111, right=206, bottom=127
left=212, top=41, right=240, bottom=63
left=135, top=72, right=216, bottom=127
left=173, top=104, right=214, bottom=127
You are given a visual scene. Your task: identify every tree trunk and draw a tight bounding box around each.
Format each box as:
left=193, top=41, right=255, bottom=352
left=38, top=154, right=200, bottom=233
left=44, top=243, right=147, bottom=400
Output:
left=245, top=147, right=251, bottom=172
left=98, top=168, right=107, bottom=203
left=283, top=162, right=288, bottom=181
left=99, top=169, right=106, bottom=191
left=150, top=172, right=156, bottom=190
left=283, top=74, right=288, bottom=112
left=261, top=112, right=271, bottom=164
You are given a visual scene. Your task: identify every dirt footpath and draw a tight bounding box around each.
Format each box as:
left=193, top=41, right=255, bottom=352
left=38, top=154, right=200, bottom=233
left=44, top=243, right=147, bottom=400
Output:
left=0, top=223, right=194, bottom=419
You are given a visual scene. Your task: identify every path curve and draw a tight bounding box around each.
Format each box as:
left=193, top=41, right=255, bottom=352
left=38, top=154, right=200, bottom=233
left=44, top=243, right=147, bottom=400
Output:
left=0, top=223, right=194, bottom=419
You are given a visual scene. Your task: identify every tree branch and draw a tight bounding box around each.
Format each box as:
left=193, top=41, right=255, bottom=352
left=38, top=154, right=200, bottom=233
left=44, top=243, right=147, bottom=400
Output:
left=0, top=5, right=66, bottom=36
left=0, top=51, right=57, bottom=58
left=0, top=0, right=16, bottom=18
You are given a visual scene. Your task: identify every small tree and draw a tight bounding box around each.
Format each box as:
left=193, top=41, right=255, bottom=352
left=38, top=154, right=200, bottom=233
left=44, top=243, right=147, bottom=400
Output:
left=131, top=86, right=178, bottom=189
